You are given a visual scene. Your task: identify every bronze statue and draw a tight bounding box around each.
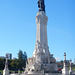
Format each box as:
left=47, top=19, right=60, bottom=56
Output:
left=37, top=0, right=45, bottom=12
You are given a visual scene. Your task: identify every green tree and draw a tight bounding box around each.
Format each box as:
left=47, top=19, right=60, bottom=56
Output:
left=23, top=52, right=27, bottom=61
left=0, top=50, right=27, bottom=71
left=18, top=50, right=27, bottom=61
left=0, top=58, right=5, bottom=70
left=18, top=50, right=23, bottom=60
left=57, top=60, right=63, bottom=68
left=18, top=50, right=27, bottom=70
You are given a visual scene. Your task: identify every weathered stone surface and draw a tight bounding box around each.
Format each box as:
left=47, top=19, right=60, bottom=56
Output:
left=3, top=57, right=9, bottom=75
left=24, top=11, right=57, bottom=74
left=62, top=53, right=69, bottom=75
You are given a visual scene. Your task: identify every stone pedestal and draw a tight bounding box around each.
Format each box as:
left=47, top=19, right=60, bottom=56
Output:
left=62, top=66, right=69, bottom=75
left=62, top=53, right=69, bottom=75
left=3, top=68, right=9, bottom=75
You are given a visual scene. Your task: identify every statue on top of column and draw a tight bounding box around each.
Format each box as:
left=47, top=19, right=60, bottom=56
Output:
left=37, top=0, right=45, bottom=12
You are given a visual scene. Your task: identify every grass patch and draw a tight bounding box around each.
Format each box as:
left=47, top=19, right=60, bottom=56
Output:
left=0, top=70, right=3, bottom=74
left=9, top=70, right=24, bottom=73
left=72, top=66, right=75, bottom=72
left=73, top=68, right=75, bottom=71
left=0, top=70, right=24, bottom=74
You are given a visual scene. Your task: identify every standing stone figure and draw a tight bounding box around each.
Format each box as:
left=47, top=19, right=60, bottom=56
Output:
left=62, top=53, right=69, bottom=75
left=37, top=0, right=45, bottom=12
left=3, top=55, right=9, bottom=75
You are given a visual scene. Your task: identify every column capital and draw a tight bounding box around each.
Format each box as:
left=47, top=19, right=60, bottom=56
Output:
left=35, top=11, right=48, bottom=25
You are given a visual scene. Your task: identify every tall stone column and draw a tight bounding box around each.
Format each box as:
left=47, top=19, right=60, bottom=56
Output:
left=33, top=11, right=50, bottom=59
left=64, top=52, right=66, bottom=61
left=36, top=11, right=48, bottom=46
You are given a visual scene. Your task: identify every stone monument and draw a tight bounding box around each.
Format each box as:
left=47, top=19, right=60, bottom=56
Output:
left=24, top=0, right=57, bottom=74
left=2, top=0, right=74, bottom=75
left=62, top=53, right=69, bottom=75
left=3, top=55, right=9, bottom=75
left=69, top=59, right=73, bottom=75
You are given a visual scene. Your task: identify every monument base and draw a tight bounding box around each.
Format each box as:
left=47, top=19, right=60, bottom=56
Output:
left=62, top=68, right=69, bottom=75
left=21, top=73, right=63, bottom=75
left=3, top=68, right=9, bottom=75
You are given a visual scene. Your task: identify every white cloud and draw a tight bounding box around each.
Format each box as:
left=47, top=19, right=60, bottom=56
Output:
left=55, top=57, right=61, bottom=61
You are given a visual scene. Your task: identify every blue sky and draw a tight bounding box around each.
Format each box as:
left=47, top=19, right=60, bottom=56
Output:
left=0, top=0, right=75, bottom=62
